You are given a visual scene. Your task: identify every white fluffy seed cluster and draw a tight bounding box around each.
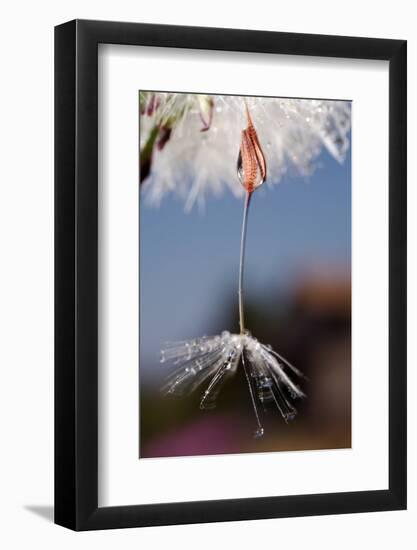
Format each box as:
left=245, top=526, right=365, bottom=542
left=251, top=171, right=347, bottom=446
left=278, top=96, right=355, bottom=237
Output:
left=140, top=93, right=351, bottom=210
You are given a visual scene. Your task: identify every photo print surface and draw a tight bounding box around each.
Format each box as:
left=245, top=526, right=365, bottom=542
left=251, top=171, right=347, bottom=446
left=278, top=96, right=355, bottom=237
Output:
left=139, top=91, right=351, bottom=459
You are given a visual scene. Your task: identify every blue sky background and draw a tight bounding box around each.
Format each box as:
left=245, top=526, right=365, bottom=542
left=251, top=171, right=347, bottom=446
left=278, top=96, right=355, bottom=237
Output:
left=140, top=144, right=351, bottom=384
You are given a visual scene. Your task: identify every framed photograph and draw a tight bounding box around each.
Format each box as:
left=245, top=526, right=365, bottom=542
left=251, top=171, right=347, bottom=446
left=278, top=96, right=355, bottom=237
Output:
left=55, top=19, right=407, bottom=530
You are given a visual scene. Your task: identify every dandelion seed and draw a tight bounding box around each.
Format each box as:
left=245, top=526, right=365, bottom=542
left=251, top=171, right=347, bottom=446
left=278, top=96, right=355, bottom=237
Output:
left=160, top=99, right=309, bottom=437
left=237, top=100, right=267, bottom=193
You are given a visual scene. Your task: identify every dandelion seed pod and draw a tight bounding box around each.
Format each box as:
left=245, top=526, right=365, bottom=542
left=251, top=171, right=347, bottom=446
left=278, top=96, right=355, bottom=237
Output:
left=237, top=106, right=267, bottom=192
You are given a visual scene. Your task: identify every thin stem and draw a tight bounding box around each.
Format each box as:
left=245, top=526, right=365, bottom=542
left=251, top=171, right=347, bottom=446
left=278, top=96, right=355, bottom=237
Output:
left=238, top=191, right=252, bottom=334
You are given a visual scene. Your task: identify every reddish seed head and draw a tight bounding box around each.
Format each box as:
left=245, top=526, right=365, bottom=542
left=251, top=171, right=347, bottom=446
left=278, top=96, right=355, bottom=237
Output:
left=237, top=104, right=267, bottom=193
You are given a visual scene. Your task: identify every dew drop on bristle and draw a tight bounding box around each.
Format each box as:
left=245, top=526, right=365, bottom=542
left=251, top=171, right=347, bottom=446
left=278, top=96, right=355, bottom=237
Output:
left=237, top=150, right=244, bottom=185
left=284, top=412, right=296, bottom=423
left=254, top=427, right=264, bottom=438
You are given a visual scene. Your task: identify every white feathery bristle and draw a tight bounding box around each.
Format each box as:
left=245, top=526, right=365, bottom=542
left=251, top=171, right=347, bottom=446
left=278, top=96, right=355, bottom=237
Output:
left=140, top=93, right=351, bottom=210
left=161, top=331, right=306, bottom=435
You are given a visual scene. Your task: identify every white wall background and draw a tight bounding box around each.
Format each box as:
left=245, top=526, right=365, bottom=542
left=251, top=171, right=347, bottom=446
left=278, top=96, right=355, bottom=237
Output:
left=0, top=1, right=414, bottom=547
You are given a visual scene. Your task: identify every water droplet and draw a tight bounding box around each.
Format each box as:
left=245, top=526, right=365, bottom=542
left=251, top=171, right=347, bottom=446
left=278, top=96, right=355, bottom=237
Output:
left=285, top=412, right=296, bottom=423
left=160, top=351, right=166, bottom=363
left=254, top=427, right=264, bottom=438
left=185, top=343, right=192, bottom=360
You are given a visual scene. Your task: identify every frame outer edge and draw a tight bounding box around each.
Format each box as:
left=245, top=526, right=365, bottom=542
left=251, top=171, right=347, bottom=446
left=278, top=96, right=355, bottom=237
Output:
left=388, top=40, right=407, bottom=509
left=54, top=20, right=77, bottom=530
left=74, top=20, right=101, bottom=529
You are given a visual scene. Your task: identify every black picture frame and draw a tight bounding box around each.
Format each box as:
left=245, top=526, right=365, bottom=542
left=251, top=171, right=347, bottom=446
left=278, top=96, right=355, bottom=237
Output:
left=55, top=19, right=407, bottom=531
